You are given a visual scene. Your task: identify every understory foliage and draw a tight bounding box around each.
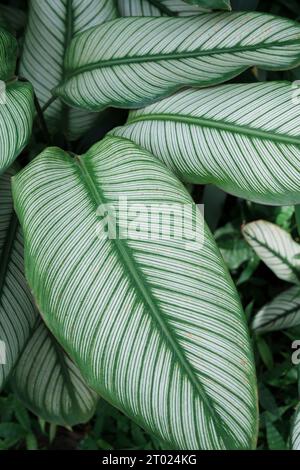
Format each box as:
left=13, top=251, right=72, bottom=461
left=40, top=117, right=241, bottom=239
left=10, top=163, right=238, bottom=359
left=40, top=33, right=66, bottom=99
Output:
left=0, top=0, right=300, bottom=450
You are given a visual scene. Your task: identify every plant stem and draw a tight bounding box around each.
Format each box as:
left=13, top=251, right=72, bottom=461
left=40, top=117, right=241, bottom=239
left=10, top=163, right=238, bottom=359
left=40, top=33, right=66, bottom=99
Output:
left=42, top=95, right=58, bottom=113
left=34, top=93, right=52, bottom=145
left=295, top=205, right=300, bottom=237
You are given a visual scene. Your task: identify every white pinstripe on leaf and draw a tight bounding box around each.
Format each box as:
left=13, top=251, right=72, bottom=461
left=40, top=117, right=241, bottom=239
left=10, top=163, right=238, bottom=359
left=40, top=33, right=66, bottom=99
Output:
left=117, top=0, right=209, bottom=16
left=292, top=406, right=300, bottom=450
left=0, top=82, right=34, bottom=175
left=243, top=220, right=300, bottom=284
left=0, top=167, right=38, bottom=391
left=20, top=0, right=117, bottom=140
left=11, top=320, right=98, bottom=427
left=113, top=82, right=300, bottom=205
left=55, top=12, right=300, bottom=111
left=252, top=286, right=300, bottom=333
left=12, top=136, right=257, bottom=449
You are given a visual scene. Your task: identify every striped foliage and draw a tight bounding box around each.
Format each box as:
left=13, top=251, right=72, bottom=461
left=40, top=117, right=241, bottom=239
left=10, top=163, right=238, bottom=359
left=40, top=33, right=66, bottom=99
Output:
left=113, top=82, right=300, bottom=205
left=19, top=0, right=117, bottom=140
left=0, top=27, right=17, bottom=81
left=242, top=221, right=300, bottom=284
left=117, top=0, right=209, bottom=16
left=0, top=167, right=38, bottom=391
left=55, top=12, right=300, bottom=111
left=11, top=320, right=98, bottom=427
left=0, top=82, right=35, bottom=175
left=184, top=0, right=230, bottom=8
left=292, top=406, right=300, bottom=450
left=12, top=135, right=258, bottom=450
left=252, top=286, right=300, bottom=333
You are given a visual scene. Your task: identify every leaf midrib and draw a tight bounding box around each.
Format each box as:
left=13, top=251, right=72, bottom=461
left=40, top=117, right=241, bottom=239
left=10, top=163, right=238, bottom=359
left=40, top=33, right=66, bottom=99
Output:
left=127, top=113, right=300, bottom=146
left=64, top=39, right=300, bottom=79
left=256, top=300, right=300, bottom=330
left=74, top=151, right=236, bottom=449
left=244, top=231, right=300, bottom=282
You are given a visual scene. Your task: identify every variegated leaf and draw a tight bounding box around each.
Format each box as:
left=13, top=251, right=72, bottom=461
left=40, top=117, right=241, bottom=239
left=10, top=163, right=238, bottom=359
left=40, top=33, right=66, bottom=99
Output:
left=55, top=13, right=300, bottom=111
left=0, top=26, right=17, bottom=81
left=11, top=320, right=98, bottom=427
left=0, top=82, right=35, bottom=175
left=19, top=0, right=117, bottom=140
left=292, top=406, right=300, bottom=450
left=117, top=0, right=209, bottom=16
left=0, top=166, right=37, bottom=391
left=184, top=0, right=230, bottom=8
left=113, top=82, right=300, bottom=205
left=242, top=220, right=300, bottom=283
left=12, top=136, right=258, bottom=450
left=252, top=286, right=300, bottom=333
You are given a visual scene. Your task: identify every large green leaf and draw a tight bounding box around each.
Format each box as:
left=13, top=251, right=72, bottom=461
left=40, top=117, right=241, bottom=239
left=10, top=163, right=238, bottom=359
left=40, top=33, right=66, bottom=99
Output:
left=11, top=320, right=98, bottom=427
left=117, top=0, right=209, bottom=16
left=55, top=12, right=300, bottom=111
left=20, top=0, right=117, bottom=140
left=113, top=82, right=300, bottom=205
left=0, top=82, right=34, bottom=175
left=252, top=286, right=300, bottom=333
left=0, top=27, right=17, bottom=81
left=12, top=136, right=258, bottom=450
left=242, top=220, right=300, bottom=283
left=292, top=406, right=300, bottom=450
left=0, top=166, right=37, bottom=391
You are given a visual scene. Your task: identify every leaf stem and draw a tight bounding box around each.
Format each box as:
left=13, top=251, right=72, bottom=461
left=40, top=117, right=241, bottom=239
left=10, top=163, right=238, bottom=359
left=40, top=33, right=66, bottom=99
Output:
left=295, top=205, right=300, bottom=237
left=33, top=93, right=52, bottom=145
left=42, top=95, right=58, bottom=113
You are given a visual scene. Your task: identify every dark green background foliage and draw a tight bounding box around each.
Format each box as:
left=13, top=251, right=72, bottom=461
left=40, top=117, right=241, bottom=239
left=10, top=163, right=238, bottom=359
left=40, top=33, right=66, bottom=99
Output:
left=1, top=0, right=300, bottom=450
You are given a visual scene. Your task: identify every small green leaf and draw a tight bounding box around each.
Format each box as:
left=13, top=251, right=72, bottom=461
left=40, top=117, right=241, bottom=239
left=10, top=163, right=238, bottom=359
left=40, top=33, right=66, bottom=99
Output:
left=0, top=27, right=17, bottom=81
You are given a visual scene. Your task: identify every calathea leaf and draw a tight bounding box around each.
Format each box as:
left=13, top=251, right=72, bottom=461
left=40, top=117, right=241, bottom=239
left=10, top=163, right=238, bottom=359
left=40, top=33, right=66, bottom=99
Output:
left=183, top=0, right=231, bottom=8
left=117, top=0, right=209, bottom=16
left=113, top=82, right=300, bottom=205
left=55, top=12, right=300, bottom=111
left=0, top=27, right=17, bottom=81
left=252, top=286, right=300, bottom=333
left=11, top=320, right=98, bottom=427
left=292, top=406, right=300, bottom=450
left=0, top=166, right=37, bottom=391
left=12, top=135, right=258, bottom=450
left=0, top=82, right=35, bottom=175
left=19, top=0, right=117, bottom=140
left=242, top=220, right=300, bottom=283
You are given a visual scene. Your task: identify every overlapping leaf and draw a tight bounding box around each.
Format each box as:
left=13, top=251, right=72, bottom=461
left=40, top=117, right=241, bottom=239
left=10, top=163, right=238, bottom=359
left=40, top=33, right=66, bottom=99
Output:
left=184, top=0, right=230, bottom=8
left=252, top=286, right=300, bottom=333
left=20, top=0, right=117, bottom=140
left=113, top=82, right=300, bottom=205
left=55, top=12, right=300, bottom=111
left=11, top=320, right=98, bottom=427
left=0, top=82, right=35, bottom=175
left=0, top=27, right=17, bottom=81
left=12, top=135, right=257, bottom=450
left=242, top=220, right=300, bottom=283
left=117, top=0, right=209, bottom=16
left=0, top=167, right=37, bottom=391
left=291, top=406, right=300, bottom=450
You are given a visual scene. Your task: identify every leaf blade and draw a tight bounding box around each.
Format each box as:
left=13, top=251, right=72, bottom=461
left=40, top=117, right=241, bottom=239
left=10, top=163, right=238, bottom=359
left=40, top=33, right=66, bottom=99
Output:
left=113, top=82, right=300, bottom=205
left=12, top=136, right=258, bottom=450
left=56, top=13, right=300, bottom=111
